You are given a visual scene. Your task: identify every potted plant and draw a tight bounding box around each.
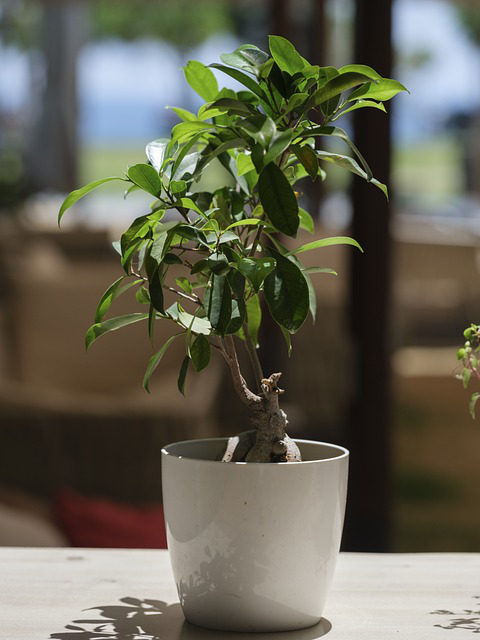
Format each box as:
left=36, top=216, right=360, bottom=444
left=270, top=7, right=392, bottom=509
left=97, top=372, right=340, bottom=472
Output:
left=457, top=323, right=480, bottom=418
left=59, top=36, right=406, bottom=632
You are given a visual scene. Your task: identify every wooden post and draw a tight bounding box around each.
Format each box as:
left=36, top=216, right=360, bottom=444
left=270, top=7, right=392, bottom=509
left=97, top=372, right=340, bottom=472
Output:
left=343, top=0, right=393, bottom=551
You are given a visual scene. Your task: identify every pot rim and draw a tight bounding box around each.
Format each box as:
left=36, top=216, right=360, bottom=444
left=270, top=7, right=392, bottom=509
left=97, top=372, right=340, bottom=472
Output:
left=162, top=437, right=349, bottom=465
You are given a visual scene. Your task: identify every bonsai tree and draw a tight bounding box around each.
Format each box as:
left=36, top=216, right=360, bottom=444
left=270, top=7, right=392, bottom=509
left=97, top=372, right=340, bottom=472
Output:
left=457, top=323, right=480, bottom=418
left=59, top=36, right=406, bottom=462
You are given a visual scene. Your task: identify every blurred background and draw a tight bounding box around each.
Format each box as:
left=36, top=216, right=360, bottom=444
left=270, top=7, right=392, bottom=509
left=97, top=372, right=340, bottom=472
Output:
left=0, top=0, right=479, bottom=552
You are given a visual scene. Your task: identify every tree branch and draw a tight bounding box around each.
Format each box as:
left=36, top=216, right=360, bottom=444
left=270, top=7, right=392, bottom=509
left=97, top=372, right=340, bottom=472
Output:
left=242, top=322, right=264, bottom=391
left=223, top=335, right=262, bottom=406
left=164, top=286, right=200, bottom=305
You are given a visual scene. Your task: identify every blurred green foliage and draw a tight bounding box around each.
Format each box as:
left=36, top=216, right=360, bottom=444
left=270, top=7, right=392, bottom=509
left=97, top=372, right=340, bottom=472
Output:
left=90, top=0, right=233, bottom=48
left=0, top=0, right=41, bottom=49
left=457, top=7, right=480, bottom=46
left=0, top=0, right=233, bottom=50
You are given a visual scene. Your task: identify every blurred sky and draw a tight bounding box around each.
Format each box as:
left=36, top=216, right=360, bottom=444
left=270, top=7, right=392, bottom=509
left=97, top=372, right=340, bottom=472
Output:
left=1, top=0, right=479, bottom=144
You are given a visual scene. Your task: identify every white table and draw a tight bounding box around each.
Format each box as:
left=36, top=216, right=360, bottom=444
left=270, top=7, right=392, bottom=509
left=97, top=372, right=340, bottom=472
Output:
left=1, top=548, right=479, bottom=639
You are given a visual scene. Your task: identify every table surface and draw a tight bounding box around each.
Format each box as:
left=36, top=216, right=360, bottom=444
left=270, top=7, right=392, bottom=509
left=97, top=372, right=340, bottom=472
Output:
left=1, top=548, right=479, bottom=639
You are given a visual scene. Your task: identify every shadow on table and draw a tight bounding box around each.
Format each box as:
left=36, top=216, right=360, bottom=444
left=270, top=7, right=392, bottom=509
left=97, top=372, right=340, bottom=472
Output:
left=431, top=596, right=480, bottom=634
left=49, top=596, right=332, bottom=639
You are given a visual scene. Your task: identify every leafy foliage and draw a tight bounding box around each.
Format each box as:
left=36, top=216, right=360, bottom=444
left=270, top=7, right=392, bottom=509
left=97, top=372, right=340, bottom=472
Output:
left=457, top=324, right=480, bottom=418
left=59, top=37, right=407, bottom=392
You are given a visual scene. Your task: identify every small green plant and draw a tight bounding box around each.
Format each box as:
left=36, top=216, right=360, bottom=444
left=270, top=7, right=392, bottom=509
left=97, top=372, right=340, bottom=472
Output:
left=59, top=36, right=406, bottom=462
left=457, top=324, right=480, bottom=418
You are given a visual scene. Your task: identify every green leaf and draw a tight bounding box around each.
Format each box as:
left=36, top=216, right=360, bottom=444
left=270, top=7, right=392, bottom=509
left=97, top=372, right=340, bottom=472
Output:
left=148, top=303, right=156, bottom=344
left=263, top=129, right=293, bottom=166
left=206, top=275, right=232, bottom=336
left=170, top=180, right=187, bottom=194
left=303, top=266, right=337, bottom=276
left=135, top=286, right=151, bottom=304
left=308, top=72, right=375, bottom=109
left=298, top=207, right=315, bottom=234
left=121, top=237, right=150, bottom=275
left=163, top=253, right=183, bottom=265
left=236, top=153, right=256, bottom=176
left=258, top=163, right=299, bottom=237
left=303, top=270, right=317, bottom=323
left=210, top=63, right=268, bottom=101
left=192, top=138, right=247, bottom=179
left=462, top=368, right=472, bottom=389
left=208, top=252, right=230, bottom=276
left=291, top=144, right=318, bottom=181
left=316, top=151, right=388, bottom=198
left=171, top=121, right=214, bottom=143
left=210, top=97, right=256, bottom=116
left=237, top=257, right=276, bottom=293
left=166, top=106, right=196, bottom=121
left=339, top=64, right=381, bottom=80
left=348, top=78, right=408, bottom=102
left=120, top=210, right=164, bottom=256
left=149, top=269, right=165, bottom=314
left=246, top=294, right=262, bottom=347
left=85, top=313, right=148, bottom=350
left=220, top=50, right=256, bottom=73
left=220, top=44, right=270, bottom=75
left=124, top=184, right=139, bottom=199
left=333, top=99, right=386, bottom=119
left=143, top=334, right=181, bottom=392
left=146, top=138, right=169, bottom=172
left=190, top=258, right=210, bottom=275
left=226, top=298, right=246, bottom=335
left=177, top=355, right=190, bottom=396
left=268, top=35, right=306, bottom=75
left=127, top=164, right=162, bottom=197
left=94, top=276, right=142, bottom=323
left=191, top=334, right=211, bottom=372
left=210, top=230, right=239, bottom=245
left=225, top=218, right=264, bottom=231
left=145, top=229, right=171, bottom=272
left=184, top=60, right=218, bottom=102
left=58, top=177, right=124, bottom=225
left=173, top=197, right=205, bottom=217
left=300, top=125, right=373, bottom=181
left=280, top=326, right=292, bottom=356
left=288, top=236, right=363, bottom=256
left=197, top=103, right=227, bottom=120
left=177, top=308, right=212, bottom=335
left=263, top=247, right=309, bottom=333
left=175, top=277, right=193, bottom=295
left=284, top=92, right=309, bottom=116
left=171, top=133, right=204, bottom=179
left=470, top=392, right=480, bottom=419
left=238, top=115, right=276, bottom=148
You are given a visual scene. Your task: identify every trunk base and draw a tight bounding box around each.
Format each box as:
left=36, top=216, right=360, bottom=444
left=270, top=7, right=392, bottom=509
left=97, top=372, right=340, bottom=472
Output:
left=218, top=430, right=301, bottom=463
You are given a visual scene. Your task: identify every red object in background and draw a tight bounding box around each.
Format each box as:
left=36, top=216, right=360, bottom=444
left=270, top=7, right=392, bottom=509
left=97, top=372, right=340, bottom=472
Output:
left=54, top=489, right=167, bottom=549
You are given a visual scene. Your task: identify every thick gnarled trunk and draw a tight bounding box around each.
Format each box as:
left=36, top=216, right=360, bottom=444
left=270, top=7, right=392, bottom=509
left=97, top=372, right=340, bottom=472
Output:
left=219, top=370, right=302, bottom=463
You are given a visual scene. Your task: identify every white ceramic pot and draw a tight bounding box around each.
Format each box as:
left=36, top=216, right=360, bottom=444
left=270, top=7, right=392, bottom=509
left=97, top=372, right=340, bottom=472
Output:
left=161, top=438, right=348, bottom=633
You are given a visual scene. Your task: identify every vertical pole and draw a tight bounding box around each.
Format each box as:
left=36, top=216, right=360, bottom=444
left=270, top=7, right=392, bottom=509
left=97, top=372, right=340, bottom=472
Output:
left=343, top=0, right=393, bottom=551
left=269, top=0, right=294, bottom=41
left=26, top=0, right=87, bottom=193
left=305, top=0, right=326, bottom=215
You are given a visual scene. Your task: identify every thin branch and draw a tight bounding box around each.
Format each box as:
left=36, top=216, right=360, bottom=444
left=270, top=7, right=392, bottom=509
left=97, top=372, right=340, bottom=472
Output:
left=223, top=335, right=262, bottom=406
left=248, top=223, right=264, bottom=257
left=164, top=286, right=201, bottom=305
left=242, top=322, right=264, bottom=390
